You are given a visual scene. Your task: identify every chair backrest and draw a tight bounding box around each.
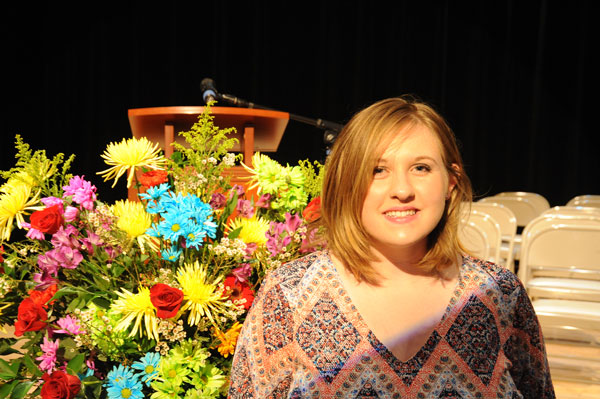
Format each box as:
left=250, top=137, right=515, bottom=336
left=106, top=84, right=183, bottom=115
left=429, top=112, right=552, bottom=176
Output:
left=471, top=202, right=517, bottom=269
left=542, top=206, right=600, bottom=220
left=458, top=219, right=491, bottom=261
left=461, top=210, right=502, bottom=263
left=495, top=191, right=551, bottom=213
left=478, top=196, right=540, bottom=227
left=518, top=216, right=600, bottom=286
left=566, top=195, right=600, bottom=208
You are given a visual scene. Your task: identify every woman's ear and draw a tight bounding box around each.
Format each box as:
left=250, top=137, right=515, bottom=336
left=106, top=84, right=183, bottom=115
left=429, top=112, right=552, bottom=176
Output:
left=447, top=164, right=460, bottom=199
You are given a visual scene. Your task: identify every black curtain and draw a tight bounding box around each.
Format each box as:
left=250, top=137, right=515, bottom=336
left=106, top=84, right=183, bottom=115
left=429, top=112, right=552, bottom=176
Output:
left=2, top=1, right=598, bottom=206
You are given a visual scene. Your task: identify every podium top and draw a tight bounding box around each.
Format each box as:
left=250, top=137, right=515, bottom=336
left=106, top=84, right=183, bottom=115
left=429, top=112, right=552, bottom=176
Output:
left=128, top=106, right=290, bottom=153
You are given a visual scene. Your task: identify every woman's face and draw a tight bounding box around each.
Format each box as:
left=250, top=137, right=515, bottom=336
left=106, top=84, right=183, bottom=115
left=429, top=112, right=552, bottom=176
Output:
left=360, top=124, right=455, bottom=259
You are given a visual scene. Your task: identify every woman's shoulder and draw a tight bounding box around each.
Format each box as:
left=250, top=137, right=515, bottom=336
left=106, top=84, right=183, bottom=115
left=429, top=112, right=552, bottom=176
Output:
left=257, top=250, right=332, bottom=296
left=460, top=254, right=525, bottom=296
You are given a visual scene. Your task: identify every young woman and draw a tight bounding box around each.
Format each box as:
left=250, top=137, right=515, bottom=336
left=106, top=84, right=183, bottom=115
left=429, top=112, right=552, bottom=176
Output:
left=228, top=97, right=555, bottom=398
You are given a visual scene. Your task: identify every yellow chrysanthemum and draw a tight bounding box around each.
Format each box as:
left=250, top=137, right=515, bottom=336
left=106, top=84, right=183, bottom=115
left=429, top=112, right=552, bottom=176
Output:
left=227, top=216, right=270, bottom=246
left=177, top=261, right=235, bottom=327
left=214, top=322, right=243, bottom=358
left=111, top=287, right=159, bottom=341
left=0, top=180, right=42, bottom=242
left=97, top=137, right=167, bottom=188
left=112, top=199, right=157, bottom=252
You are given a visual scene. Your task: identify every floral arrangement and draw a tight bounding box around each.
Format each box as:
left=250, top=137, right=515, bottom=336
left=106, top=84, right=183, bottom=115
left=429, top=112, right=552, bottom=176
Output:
left=0, top=104, right=324, bottom=399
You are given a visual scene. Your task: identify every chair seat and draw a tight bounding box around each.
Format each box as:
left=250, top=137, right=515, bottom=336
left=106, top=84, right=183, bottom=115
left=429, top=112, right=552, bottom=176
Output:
left=533, top=299, right=600, bottom=331
left=528, top=278, right=600, bottom=302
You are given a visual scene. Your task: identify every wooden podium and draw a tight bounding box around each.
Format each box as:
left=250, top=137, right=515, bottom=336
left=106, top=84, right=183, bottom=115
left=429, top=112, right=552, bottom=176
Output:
left=127, top=106, right=289, bottom=200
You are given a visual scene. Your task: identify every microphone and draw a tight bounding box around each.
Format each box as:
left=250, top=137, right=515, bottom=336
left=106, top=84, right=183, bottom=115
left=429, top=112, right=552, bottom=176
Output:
left=200, top=78, right=219, bottom=104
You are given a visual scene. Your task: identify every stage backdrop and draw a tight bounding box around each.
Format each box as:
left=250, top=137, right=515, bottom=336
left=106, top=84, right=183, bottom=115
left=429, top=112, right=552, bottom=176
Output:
left=2, top=1, right=598, bottom=206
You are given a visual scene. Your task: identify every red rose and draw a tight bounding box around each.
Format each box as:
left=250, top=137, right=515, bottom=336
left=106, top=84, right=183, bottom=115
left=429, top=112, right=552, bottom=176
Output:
left=139, top=170, right=168, bottom=188
left=223, top=276, right=255, bottom=310
left=41, top=370, right=81, bottom=399
left=29, top=284, right=58, bottom=309
left=30, top=204, right=64, bottom=234
left=302, top=197, right=321, bottom=223
left=14, top=297, right=47, bottom=336
left=150, top=283, right=183, bottom=318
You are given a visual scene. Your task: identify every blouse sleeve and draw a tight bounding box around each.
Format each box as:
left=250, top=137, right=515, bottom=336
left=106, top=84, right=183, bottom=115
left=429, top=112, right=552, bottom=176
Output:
left=505, top=280, right=556, bottom=399
left=227, top=272, right=296, bottom=398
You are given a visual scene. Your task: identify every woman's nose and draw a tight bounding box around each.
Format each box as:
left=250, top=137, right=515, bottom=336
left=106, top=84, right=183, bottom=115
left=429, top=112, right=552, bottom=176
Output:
left=388, top=172, right=415, bottom=201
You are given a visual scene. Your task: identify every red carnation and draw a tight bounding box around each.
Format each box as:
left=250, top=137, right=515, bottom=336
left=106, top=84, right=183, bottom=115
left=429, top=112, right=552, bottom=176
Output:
left=302, top=197, right=321, bottom=223
left=223, top=275, right=255, bottom=310
left=150, top=283, right=184, bottom=318
left=14, top=297, right=48, bottom=336
left=139, top=170, right=168, bottom=188
left=30, top=204, right=64, bottom=235
left=41, top=370, right=81, bottom=399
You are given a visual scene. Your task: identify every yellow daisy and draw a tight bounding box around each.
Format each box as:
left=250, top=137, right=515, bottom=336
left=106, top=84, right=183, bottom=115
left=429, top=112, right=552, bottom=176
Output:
left=97, top=137, right=167, bottom=188
left=214, top=322, right=243, bottom=358
left=111, top=287, right=159, bottom=341
left=177, top=261, right=236, bottom=327
left=112, top=199, right=157, bottom=252
left=0, top=180, right=42, bottom=242
left=227, top=215, right=270, bottom=246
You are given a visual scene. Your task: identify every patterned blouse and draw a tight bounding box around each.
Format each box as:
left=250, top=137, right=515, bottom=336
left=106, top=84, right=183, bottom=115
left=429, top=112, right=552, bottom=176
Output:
left=228, top=251, right=555, bottom=398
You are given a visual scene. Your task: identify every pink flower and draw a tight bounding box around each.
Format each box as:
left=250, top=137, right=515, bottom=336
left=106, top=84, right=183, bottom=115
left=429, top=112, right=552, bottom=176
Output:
left=228, top=184, right=245, bottom=199
left=36, top=336, right=59, bottom=373
left=232, top=263, right=252, bottom=284
left=209, top=193, right=227, bottom=209
left=51, top=225, right=80, bottom=249
left=41, top=197, right=65, bottom=211
left=236, top=199, right=255, bottom=218
left=63, top=206, right=79, bottom=223
left=81, top=230, right=104, bottom=253
left=37, top=251, right=61, bottom=277
left=22, top=222, right=46, bottom=240
left=55, top=315, right=84, bottom=335
left=284, top=213, right=302, bottom=234
left=63, top=176, right=97, bottom=210
left=256, top=193, right=272, bottom=209
left=52, top=246, right=83, bottom=269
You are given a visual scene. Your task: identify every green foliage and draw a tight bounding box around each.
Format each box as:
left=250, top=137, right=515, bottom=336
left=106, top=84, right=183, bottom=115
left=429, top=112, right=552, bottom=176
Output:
left=169, top=102, right=243, bottom=202
left=297, top=159, right=325, bottom=199
left=0, top=134, right=75, bottom=198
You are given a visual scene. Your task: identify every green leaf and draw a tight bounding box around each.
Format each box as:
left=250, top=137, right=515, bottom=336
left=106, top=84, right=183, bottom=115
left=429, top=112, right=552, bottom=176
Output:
left=0, top=359, right=19, bottom=380
left=0, top=381, right=19, bottom=399
left=9, top=381, right=34, bottom=399
left=82, top=376, right=102, bottom=399
left=66, top=353, right=85, bottom=375
left=227, top=226, right=242, bottom=240
left=91, top=297, right=111, bottom=309
left=22, top=354, right=43, bottom=378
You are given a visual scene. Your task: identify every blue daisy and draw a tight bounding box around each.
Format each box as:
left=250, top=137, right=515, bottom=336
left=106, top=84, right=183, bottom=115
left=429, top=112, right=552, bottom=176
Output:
left=131, top=352, right=161, bottom=387
left=106, top=373, right=144, bottom=399
left=106, top=364, right=135, bottom=388
left=161, top=247, right=182, bottom=262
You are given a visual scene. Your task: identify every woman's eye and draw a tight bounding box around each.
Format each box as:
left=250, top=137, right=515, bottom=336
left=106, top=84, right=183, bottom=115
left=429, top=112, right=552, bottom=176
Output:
left=413, top=164, right=431, bottom=173
left=373, top=166, right=385, bottom=175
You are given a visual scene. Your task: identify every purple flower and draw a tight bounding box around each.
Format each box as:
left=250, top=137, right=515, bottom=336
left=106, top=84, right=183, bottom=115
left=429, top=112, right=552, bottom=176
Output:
left=51, top=225, right=80, bottom=249
left=232, top=263, right=252, bottom=284
left=236, top=199, right=255, bottom=218
left=37, top=251, right=61, bottom=276
left=53, top=246, right=83, bottom=269
left=266, top=221, right=291, bottom=256
left=36, top=336, right=59, bottom=372
left=54, top=315, right=84, bottom=335
left=33, top=270, right=58, bottom=289
left=209, top=193, right=227, bottom=210
left=284, top=213, right=302, bottom=234
left=63, top=176, right=97, bottom=210
left=256, top=193, right=272, bottom=209
left=81, top=230, right=104, bottom=253
left=229, top=184, right=245, bottom=199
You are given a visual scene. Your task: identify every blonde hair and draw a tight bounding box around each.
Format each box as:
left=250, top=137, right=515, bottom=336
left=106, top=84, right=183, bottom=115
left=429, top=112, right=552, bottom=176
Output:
left=321, top=96, right=472, bottom=284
